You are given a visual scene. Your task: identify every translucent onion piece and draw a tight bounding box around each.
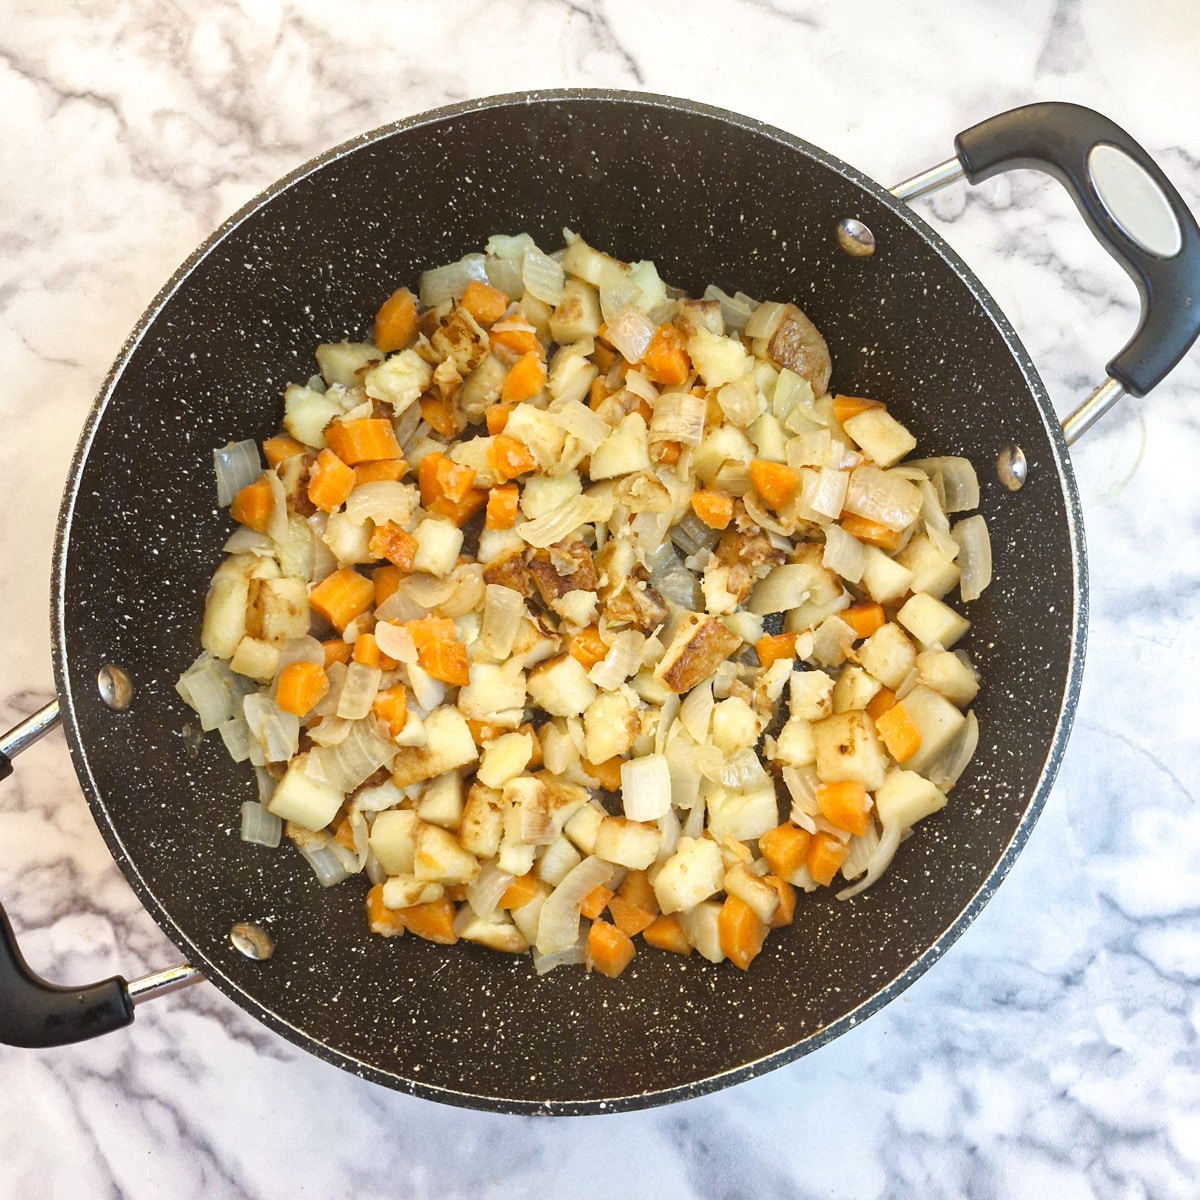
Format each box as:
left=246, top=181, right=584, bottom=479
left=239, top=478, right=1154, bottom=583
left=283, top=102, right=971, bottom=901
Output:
left=294, top=835, right=357, bottom=888
left=214, top=440, right=262, bottom=507
left=599, top=276, right=642, bottom=325
left=535, top=856, right=613, bottom=954
left=343, top=481, right=417, bottom=528
left=522, top=245, right=565, bottom=306
left=218, top=715, right=252, bottom=763
left=485, top=253, right=524, bottom=299
left=670, top=508, right=721, bottom=558
left=720, top=748, right=769, bottom=791
left=678, top=680, right=714, bottom=744
left=240, top=800, right=283, bottom=848
left=840, top=819, right=880, bottom=881
left=419, top=253, right=488, bottom=308
left=307, top=512, right=338, bottom=583
left=375, top=585, right=429, bottom=623
left=307, top=715, right=354, bottom=746
left=243, top=693, right=300, bottom=763
left=692, top=743, right=726, bottom=783
left=548, top=399, right=609, bottom=454
left=914, top=476, right=951, bottom=536
left=702, top=283, right=755, bottom=332
left=623, top=369, right=659, bottom=404
left=467, top=860, right=516, bottom=921
left=532, top=942, right=587, bottom=975
left=744, top=300, right=787, bottom=340
left=253, top=765, right=277, bottom=804
left=822, top=523, right=866, bottom=584
left=783, top=764, right=819, bottom=818
left=657, top=807, right=682, bottom=862
left=927, top=710, right=979, bottom=792
left=842, top=466, right=923, bottom=530
left=652, top=392, right=707, bottom=448
left=952, top=515, right=992, bottom=602
left=374, top=620, right=418, bottom=664
left=516, top=494, right=612, bottom=549
left=313, top=660, right=348, bottom=718
left=222, top=526, right=275, bottom=556
left=927, top=522, right=960, bottom=563
left=336, top=662, right=381, bottom=720
left=176, top=654, right=236, bottom=731
left=836, top=822, right=903, bottom=900
left=649, top=548, right=703, bottom=610
left=604, top=306, right=656, bottom=364
left=681, top=798, right=706, bottom=839
left=438, top=566, right=487, bottom=619
left=486, top=232, right=537, bottom=261
left=308, top=718, right=396, bottom=792
left=351, top=781, right=406, bottom=814
left=621, top=753, right=672, bottom=822
left=402, top=572, right=459, bottom=608
left=274, top=636, right=326, bottom=676
left=588, top=631, right=644, bottom=691
left=908, top=456, right=980, bottom=513
left=265, top=468, right=289, bottom=545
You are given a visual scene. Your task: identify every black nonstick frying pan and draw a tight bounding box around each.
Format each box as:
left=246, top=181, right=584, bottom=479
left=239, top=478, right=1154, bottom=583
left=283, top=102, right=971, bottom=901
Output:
left=3, top=92, right=1198, bottom=1113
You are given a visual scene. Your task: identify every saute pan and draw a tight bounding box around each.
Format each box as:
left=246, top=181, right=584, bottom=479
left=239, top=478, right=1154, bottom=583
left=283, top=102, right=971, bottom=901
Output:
left=2, top=91, right=1198, bottom=1114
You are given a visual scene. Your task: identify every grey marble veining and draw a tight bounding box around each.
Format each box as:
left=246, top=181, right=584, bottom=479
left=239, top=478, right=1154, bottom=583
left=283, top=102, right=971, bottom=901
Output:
left=2, top=1, right=1199, bottom=1197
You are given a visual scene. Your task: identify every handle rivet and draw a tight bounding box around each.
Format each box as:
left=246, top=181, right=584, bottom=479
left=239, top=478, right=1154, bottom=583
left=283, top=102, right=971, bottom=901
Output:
left=230, top=922, right=275, bottom=961
left=836, top=218, right=876, bottom=257
left=97, top=664, right=133, bottom=710
left=997, top=443, right=1027, bottom=491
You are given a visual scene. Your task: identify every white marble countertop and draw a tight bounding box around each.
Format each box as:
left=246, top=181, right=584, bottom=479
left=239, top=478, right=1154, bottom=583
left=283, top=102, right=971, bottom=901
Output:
left=3, top=2, right=1199, bottom=1196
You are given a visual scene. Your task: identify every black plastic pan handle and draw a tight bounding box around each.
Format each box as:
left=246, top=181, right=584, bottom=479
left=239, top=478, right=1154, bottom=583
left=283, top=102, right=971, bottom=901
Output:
left=894, top=102, right=1200, bottom=439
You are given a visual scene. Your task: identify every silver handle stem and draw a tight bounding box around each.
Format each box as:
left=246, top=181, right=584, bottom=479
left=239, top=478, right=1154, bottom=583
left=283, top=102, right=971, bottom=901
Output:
left=0, top=700, right=62, bottom=761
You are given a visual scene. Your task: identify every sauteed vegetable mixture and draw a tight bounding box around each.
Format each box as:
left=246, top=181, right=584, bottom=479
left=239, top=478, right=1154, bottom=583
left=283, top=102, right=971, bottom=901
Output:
left=179, top=232, right=991, bottom=976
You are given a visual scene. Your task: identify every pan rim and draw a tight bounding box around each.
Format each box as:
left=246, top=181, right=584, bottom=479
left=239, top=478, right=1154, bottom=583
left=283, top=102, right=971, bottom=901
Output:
left=49, top=87, right=1088, bottom=1114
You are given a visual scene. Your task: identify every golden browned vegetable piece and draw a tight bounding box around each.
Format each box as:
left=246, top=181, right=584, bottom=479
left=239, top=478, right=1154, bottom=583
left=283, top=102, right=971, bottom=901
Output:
left=767, top=303, right=832, bottom=394
left=527, top=540, right=598, bottom=604
left=654, top=613, right=744, bottom=693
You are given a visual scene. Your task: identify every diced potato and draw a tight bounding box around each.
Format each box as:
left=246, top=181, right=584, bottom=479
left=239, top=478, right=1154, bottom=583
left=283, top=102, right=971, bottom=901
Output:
left=458, top=354, right=508, bottom=424
left=594, top=816, right=661, bottom=870
left=549, top=589, right=598, bottom=627
left=654, top=613, right=742, bottom=694
left=323, top=512, right=374, bottom=566
left=457, top=660, right=526, bottom=726
left=687, top=326, right=753, bottom=388
left=897, top=534, right=961, bottom=600
left=502, top=405, right=567, bottom=468
left=859, top=544, right=915, bottom=605
left=459, top=782, right=504, bottom=858
left=563, top=801, right=606, bottom=856
left=652, top=836, right=725, bottom=915
left=527, top=654, right=597, bottom=718
left=363, top=349, right=433, bottom=415
left=711, top=696, right=761, bottom=755
left=477, top=526, right=527, bottom=565
left=413, top=823, right=480, bottom=885
left=789, top=670, right=834, bottom=722
left=283, top=383, right=343, bottom=448
left=455, top=911, right=528, bottom=954
left=506, top=774, right=589, bottom=846
left=842, top=407, right=917, bottom=468
left=691, top=424, right=755, bottom=485
left=412, top=518, right=465, bottom=579
left=832, top=665, right=882, bottom=713
left=771, top=715, right=816, bottom=767
left=897, top=684, right=967, bottom=775
left=390, top=706, right=478, bottom=788
left=747, top=411, right=787, bottom=462
left=381, top=876, right=444, bottom=909
left=431, top=307, right=489, bottom=376
left=916, top=650, right=980, bottom=708
left=589, top=413, right=651, bottom=480
left=315, top=341, right=383, bottom=388
left=897, top=592, right=971, bottom=651
left=723, top=863, right=781, bottom=925
left=536, top=835, right=584, bottom=886
left=368, top=809, right=420, bottom=875
left=583, top=689, right=640, bottom=764
left=416, top=771, right=465, bottom=830
left=247, top=576, right=311, bottom=641
left=857, top=622, right=917, bottom=691
left=449, top=436, right=500, bottom=489
left=874, top=768, right=947, bottom=830
left=267, top=754, right=343, bottom=832
left=201, top=553, right=279, bottom=659
left=706, top=781, right=780, bottom=842
left=477, top=732, right=534, bottom=788
left=229, top=636, right=280, bottom=683
left=811, top=710, right=889, bottom=790
left=678, top=899, right=725, bottom=963
left=520, top=470, right=582, bottom=520
left=550, top=278, right=603, bottom=342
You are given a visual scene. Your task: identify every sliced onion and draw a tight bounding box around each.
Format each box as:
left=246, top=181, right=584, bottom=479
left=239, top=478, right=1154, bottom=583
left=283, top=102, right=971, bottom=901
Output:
left=218, top=714, right=252, bottom=763
left=486, top=232, right=537, bottom=261
left=214, top=440, right=262, bottom=507
left=522, top=245, right=565, bottom=306
left=516, top=493, right=612, bottom=549
left=621, top=753, right=671, bottom=821
left=843, top=466, right=923, bottom=530
left=222, top=526, right=275, bottom=556
left=604, top=306, right=656, bottom=364
left=656, top=807, right=681, bottom=862
left=782, top=764, right=819, bottom=819
left=681, top=796, right=706, bottom=839
left=419, top=253, right=488, bottom=308
left=307, top=512, right=338, bottom=582
left=702, top=283, right=755, bottom=333
left=309, top=717, right=396, bottom=791
left=374, top=620, right=418, bottom=664
left=744, top=300, right=787, bottom=340
left=176, top=653, right=237, bottom=731
left=351, top=781, right=406, bottom=814
left=336, top=662, right=381, bottom=720
left=294, top=834, right=358, bottom=888
left=822, top=523, right=866, bottom=583
left=243, top=693, right=300, bottom=763
left=532, top=942, right=587, bottom=974
left=307, top=715, right=354, bottom=746
left=721, top=748, right=769, bottom=791
left=908, top=456, right=980, bottom=513
left=343, top=481, right=417, bottom=528
left=274, top=636, right=326, bottom=677
left=535, top=856, right=613, bottom=954
left=803, top=467, right=849, bottom=522
left=913, top=476, right=951, bottom=536
left=485, top=253, right=523, bottom=299
left=599, top=275, right=642, bottom=324
left=588, top=630, right=644, bottom=691
left=265, top=468, right=289, bottom=545
left=836, top=822, right=903, bottom=900
left=648, top=547, right=702, bottom=610
left=480, top=584, right=525, bottom=660
left=678, top=680, right=714, bottom=743
left=952, top=515, right=992, bottom=602
left=240, top=800, right=283, bottom=848
left=549, top=398, right=609, bottom=454
left=374, top=585, right=429, bottom=623
left=253, top=765, right=277, bottom=804
left=670, top=508, right=721, bottom=558
left=623, top=369, right=659, bottom=404
left=651, top=392, right=707, bottom=448
left=927, top=710, right=979, bottom=792
left=840, top=819, right=880, bottom=881
left=786, top=428, right=833, bottom=469
left=313, top=660, right=348, bottom=717
left=467, top=859, right=515, bottom=921
left=927, top=522, right=959, bottom=563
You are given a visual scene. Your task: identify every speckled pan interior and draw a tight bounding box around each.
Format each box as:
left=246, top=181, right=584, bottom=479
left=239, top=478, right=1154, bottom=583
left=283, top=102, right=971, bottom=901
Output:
left=50, top=91, right=1085, bottom=1114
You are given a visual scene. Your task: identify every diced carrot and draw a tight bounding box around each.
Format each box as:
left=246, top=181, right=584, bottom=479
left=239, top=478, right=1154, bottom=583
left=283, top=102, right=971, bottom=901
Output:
left=419, top=395, right=461, bottom=438
left=582, top=756, right=622, bottom=792
left=488, top=434, right=537, bottom=483
left=501, top=352, right=547, bottom=404
left=417, top=451, right=487, bottom=524
left=875, top=701, right=923, bottom=763
left=643, top=914, right=692, bottom=955
left=755, top=631, right=798, bottom=668
left=374, top=287, right=418, bottom=353
left=466, top=718, right=507, bottom=745
left=432, top=487, right=488, bottom=526
left=764, top=876, right=796, bottom=928
left=581, top=884, right=615, bottom=921
left=832, top=394, right=883, bottom=424
left=839, top=512, right=904, bottom=551
left=717, top=895, right=770, bottom=971
left=498, top=872, right=540, bottom=910
left=635, top=398, right=653, bottom=424
left=690, top=489, right=735, bottom=530
left=749, top=459, right=801, bottom=512
left=485, top=483, right=520, bottom=530
left=366, top=884, right=407, bottom=937
left=607, top=895, right=656, bottom=938
left=757, top=822, right=812, bottom=880
left=865, top=686, right=897, bottom=721
left=322, top=638, right=353, bottom=667
left=262, top=435, right=304, bottom=467
left=816, top=780, right=871, bottom=838
left=355, top=459, right=407, bottom=485
left=332, top=815, right=356, bottom=853
left=405, top=616, right=456, bottom=651
left=397, top=897, right=458, bottom=944
left=372, top=683, right=408, bottom=738
left=460, top=279, right=510, bottom=326
left=369, top=522, right=418, bottom=571
left=307, top=449, right=356, bottom=513
left=417, top=451, right=448, bottom=506
left=586, top=920, right=636, bottom=978
left=489, top=323, right=543, bottom=358
left=651, top=439, right=682, bottom=465
left=618, top=869, right=660, bottom=916
left=435, top=455, right=477, bottom=503
left=309, top=567, right=375, bottom=632
left=275, top=661, right=329, bottom=717
left=642, top=323, right=691, bottom=386
left=807, top=830, right=850, bottom=887
left=840, top=601, right=886, bottom=640
left=405, top=617, right=470, bottom=686
left=566, top=625, right=608, bottom=670
left=325, top=418, right=402, bottom=465
left=353, top=632, right=395, bottom=669
left=587, top=376, right=610, bottom=411
left=485, top=402, right=515, bottom=435
left=230, top=476, right=273, bottom=533
left=373, top=564, right=402, bottom=608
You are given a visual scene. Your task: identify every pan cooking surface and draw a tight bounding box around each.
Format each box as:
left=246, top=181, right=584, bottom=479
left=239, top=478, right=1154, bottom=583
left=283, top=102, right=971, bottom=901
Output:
left=50, top=92, right=1083, bottom=1112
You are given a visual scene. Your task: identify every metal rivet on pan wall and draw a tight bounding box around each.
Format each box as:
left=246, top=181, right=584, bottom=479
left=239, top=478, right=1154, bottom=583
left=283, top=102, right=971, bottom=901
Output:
left=997, top=443, right=1028, bottom=491
left=97, top=663, right=133, bottom=710
left=836, top=217, right=876, bottom=257
left=230, top=922, right=275, bottom=961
